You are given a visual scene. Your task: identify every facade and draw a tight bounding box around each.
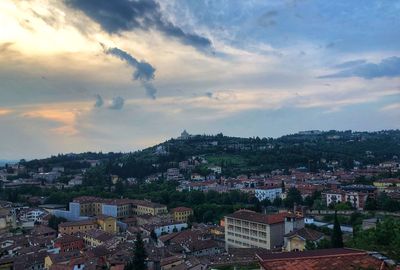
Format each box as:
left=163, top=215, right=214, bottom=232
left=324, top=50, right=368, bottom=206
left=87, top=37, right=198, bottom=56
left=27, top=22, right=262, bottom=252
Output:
left=171, top=207, right=193, bottom=222
left=54, top=234, right=84, bottom=252
left=255, top=187, right=283, bottom=202
left=97, top=215, right=117, bottom=233
left=133, top=200, right=168, bottom=216
left=283, top=227, right=324, bottom=251
left=59, top=219, right=98, bottom=235
left=224, top=210, right=286, bottom=250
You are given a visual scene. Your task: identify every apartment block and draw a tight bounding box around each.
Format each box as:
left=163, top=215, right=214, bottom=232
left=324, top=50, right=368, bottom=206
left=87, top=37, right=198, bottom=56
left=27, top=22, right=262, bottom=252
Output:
left=224, top=210, right=286, bottom=250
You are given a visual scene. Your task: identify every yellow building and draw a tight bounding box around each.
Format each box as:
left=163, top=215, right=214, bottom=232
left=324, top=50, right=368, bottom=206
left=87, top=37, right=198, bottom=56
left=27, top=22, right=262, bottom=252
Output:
left=96, top=215, right=117, bottom=233
left=283, top=228, right=324, bottom=251
left=59, top=219, right=98, bottom=235
left=171, top=207, right=193, bottom=222
left=373, top=178, right=400, bottom=190
left=133, top=200, right=168, bottom=216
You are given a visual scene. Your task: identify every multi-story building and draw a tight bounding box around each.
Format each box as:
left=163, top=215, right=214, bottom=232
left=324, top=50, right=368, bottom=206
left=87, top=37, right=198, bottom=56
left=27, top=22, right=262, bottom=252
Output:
left=53, top=234, right=84, bottom=252
left=255, top=187, right=283, bottom=202
left=171, top=207, right=194, bottom=222
left=59, top=219, right=98, bottom=235
left=96, top=215, right=117, bottom=234
left=133, top=200, right=168, bottom=216
left=224, top=210, right=286, bottom=250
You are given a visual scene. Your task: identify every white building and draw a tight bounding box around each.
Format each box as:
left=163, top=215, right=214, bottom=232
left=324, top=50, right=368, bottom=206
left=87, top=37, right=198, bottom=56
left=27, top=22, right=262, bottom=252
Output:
left=255, top=187, right=283, bottom=202
left=208, top=166, right=222, bottom=174
left=325, top=192, right=344, bottom=206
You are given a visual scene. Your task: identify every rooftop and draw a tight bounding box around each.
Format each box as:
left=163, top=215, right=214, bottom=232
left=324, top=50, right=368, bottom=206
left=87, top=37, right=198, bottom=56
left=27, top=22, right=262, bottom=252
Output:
left=257, top=248, right=395, bottom=270
left=225, top=210, right=286, bottom=225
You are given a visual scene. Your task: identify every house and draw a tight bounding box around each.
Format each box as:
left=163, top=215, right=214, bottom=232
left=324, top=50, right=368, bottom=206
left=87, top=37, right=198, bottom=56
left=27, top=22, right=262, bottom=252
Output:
left=255, top=187, right=282, bottom=202
left=59, top=219, right=98, bottom=235
left=54, top=234, right=84, bottom=253
left=171, top=207, right=193, bottom=223
left=283, top=228, right=324, bottom=251
left=256, top=248, right=397, bottom=270
left=224, top=210, right=286, bottom=250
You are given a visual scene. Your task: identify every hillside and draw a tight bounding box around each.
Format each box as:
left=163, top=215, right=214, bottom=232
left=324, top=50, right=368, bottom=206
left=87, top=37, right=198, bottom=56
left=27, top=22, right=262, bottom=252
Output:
left=18, top=130, right=400, bottom=178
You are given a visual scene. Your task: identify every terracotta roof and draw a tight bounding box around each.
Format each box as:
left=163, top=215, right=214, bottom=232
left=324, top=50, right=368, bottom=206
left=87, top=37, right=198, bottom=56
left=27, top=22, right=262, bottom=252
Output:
left=225, top=210, right=286, bottom=225
left=257, top=248, right=393, bottom=270
left=284, top=228, right=324, bottom=241
left=171, top=207, right=193, bottom=213
left=59, top=219, right=97, bottom=228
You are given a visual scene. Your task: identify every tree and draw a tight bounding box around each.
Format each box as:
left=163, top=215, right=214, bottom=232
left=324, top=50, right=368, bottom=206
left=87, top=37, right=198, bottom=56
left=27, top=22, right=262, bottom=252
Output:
left=331, top=211, right=344, bottom=248
left=150, top=229, right=157, bottom=241
left=364, top=197, right=377, bottom=211
left=127, top=233, right=147, bottom=270
left=48, top=215, right=67, bottom=231
left=284, top=187, right=303, bottom=208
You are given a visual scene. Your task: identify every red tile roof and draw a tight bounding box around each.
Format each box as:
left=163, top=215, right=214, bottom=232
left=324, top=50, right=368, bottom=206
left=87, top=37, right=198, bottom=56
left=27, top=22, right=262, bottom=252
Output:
left=225, top=210, right=286, bottom=225
left=171, top=207, right=193, bottom=213
left=257, top=248, right=393, bottom=270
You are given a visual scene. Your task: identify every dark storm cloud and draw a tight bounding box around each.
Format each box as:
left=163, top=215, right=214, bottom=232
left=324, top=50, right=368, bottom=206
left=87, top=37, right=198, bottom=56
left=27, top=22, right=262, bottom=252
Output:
left=109, top=96, right=125, bottom=110
left=319, top=56, right=400, bottom=79
left=66, top=0, right=212, bottom=52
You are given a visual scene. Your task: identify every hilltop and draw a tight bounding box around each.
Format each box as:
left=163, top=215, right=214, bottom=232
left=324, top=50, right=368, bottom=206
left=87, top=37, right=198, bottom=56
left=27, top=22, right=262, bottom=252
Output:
left=15, top=129, right=400, bottom=178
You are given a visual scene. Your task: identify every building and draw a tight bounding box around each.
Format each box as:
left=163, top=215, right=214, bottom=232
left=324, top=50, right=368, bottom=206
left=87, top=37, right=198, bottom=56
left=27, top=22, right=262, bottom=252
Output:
left=224, top=210, right=286, bottom=250
left=171, top=207, right=194, bottom=223
left=133, top=200, right=168, bottom=216
left=54, top=234, right=84, bottom=253
left=257, top=248, right=397, bottom=270
left=97, top=215, right=117, bottom=234
left=283, top=227, right=324, bottom=251
left=324, top=191, right=344, bottom=206
left=82, top=229, right=114, bottom=247
left=255, top=187, right=283, bottom=202
left=59, top=219, right=98, bottom=235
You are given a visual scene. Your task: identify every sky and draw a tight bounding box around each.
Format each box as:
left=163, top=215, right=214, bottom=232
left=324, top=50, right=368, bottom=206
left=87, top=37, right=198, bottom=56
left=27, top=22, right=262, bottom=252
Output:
left=0, top=0, right=400, bottom=160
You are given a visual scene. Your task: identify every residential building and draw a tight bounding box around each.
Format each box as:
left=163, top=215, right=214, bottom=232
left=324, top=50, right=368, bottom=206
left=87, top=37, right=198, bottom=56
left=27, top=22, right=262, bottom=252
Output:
left=255, top=187, right=282, bottom=202
left=54, top=234, right=84, bottom=253
left=97, top=215, right=117, bottom=234
left=224, top=210, right=286, bottom=250
left=59, top=219, right=98, bottom=235
left=171, top=207, right=193, bottom=223
left=133, top=200, right=168, bottom=216
left=283, top=228, right=324, bottom=251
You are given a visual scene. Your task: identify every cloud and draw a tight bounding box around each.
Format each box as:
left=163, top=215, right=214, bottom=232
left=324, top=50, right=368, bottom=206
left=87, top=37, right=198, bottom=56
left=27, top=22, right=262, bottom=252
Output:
left=104, top=46, right=156, bottom=81
left=142, top=82, right=157, bottom=100
left=94, top=94, right=104, bottom=108
left=334, top=59, right=367, bottom=69
left=109, top=96, right=125, bottom=110
left=258, top=10, right=278, bottom=27
left=103, top=46, right=158, bottom=99
left=66, top=0, right=212, bottom=52
left=381, top=103, right=400, bottom=111
left=205, top=92, right=213, bottom=98
left=319, top=56, right=400, bottom=79
left=0, top=109, right=12, bottom=116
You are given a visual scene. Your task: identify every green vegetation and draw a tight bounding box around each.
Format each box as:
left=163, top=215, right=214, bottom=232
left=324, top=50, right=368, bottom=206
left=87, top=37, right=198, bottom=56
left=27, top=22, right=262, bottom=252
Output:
left=331, top=212, right=344, bottom=248
left=347, top=218, right=400, bottom=261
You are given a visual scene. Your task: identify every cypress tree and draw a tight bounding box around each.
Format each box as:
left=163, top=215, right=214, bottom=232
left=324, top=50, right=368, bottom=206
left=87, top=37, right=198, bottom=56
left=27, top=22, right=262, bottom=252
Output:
left=133, top=232, right=147, bottom=270
left=331, top=211, right=344, bottom=248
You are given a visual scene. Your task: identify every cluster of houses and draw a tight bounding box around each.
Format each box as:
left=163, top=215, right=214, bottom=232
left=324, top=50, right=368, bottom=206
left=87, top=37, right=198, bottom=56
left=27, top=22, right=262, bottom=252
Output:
left=1, top=194, right=398, bottom=270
